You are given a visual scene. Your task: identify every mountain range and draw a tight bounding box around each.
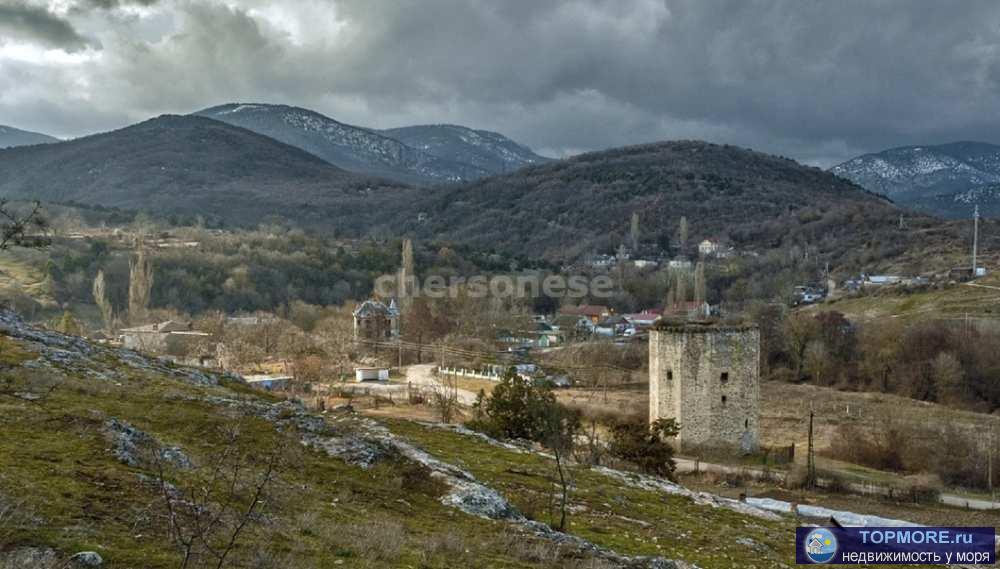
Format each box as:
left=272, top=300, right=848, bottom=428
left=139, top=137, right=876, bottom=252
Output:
left=830, top=141, right=1000, bottom=217
left=0, top=125, right=58, bottom=148
left=0, top=114, right=409, bottom=230
left=1, top=105, right=977, bottom=270
left=396, top=140, right=918, bottom=265
left=194, top=103, right=549, bottom=185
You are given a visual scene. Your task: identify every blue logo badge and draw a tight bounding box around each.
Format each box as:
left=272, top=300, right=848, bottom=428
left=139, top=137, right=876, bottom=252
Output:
left=804, top=528, right=838, bottom=564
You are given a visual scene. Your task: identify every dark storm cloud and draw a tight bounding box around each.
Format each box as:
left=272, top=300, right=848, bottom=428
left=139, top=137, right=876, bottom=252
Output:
left=0, top=1, right=94, bottom=51
left=5, top=0, right=1000, bottom=165
left=318, top=0, right=1000, bottom=163
left=71, top=0, right=160, bottom=11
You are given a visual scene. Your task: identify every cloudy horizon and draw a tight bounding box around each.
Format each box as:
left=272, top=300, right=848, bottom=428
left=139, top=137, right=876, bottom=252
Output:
left=3, top=0, right=1000, bottom=166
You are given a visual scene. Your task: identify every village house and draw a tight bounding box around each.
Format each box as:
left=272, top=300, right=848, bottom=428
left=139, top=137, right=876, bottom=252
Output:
left=632, top=259, right=659, bottom=269
left=533, top=321, right=563, bottom=347
left=667, top=258, right=693, bottom=270
left=226, top=313, right=278, bottom=327
left=559, top=304, right=611, bottom=324
left=352, top=298, right=400, bottom=341
left=355, top=367, right=390, bottom=382
left=698, top=239, right=721, bottom=257
left=594, top=315, right=631, bottom=337
left=623, top=309, right=662, bottom=329
left=120, top=320, right=215, bottom=366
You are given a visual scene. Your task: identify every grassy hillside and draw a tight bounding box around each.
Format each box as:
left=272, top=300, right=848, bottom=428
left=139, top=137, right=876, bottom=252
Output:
left=811, top=272, right=1000, bottom=323
left=0, top=311, right=817, bottom=568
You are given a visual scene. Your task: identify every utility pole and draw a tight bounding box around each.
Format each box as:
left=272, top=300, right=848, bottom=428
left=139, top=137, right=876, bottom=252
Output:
left=397, top=317, right=403, bottom=369
left=989, top=427, right=995, bottom=501
left=972, top=204, right=980, bottom=277
left=806, top=408, right=816, bottom=489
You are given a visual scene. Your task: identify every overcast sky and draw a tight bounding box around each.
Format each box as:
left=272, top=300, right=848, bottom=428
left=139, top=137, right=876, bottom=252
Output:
left=2, top=0, right=1000, bottom=166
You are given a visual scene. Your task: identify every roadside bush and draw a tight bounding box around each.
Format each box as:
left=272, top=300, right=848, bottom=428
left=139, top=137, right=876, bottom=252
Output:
left=900, top=474, right=943, bottom=504
left=826, top=422, right=996, bottom=492
left=819, top=470, right=849, bottom=494
left=783, top=465, right=810, bottom=490
left=825, top=423, right=905, bottom=472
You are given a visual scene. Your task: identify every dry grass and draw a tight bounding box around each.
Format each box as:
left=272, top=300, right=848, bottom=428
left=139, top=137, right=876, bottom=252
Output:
left=813, top=271, right=1000, bottom=323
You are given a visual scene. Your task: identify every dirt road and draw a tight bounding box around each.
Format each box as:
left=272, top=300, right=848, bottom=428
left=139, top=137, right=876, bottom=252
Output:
left=405, top=364, right=480, bottom=405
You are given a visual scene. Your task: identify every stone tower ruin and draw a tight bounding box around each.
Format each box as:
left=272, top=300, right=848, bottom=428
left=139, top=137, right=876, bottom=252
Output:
left=649, top=321, right=760, bottom=453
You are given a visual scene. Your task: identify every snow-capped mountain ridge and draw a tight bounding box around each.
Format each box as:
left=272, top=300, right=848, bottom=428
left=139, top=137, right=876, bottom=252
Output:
left=194, top=103, right=547, bottom=185
left=830, top=141, right=1000, bottom=218
left=382, top=123, right=550, bottom=175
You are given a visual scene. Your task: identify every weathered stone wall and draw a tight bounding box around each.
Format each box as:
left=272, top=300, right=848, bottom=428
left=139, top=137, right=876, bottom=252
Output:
left=650, top=324, right=760, bottom=452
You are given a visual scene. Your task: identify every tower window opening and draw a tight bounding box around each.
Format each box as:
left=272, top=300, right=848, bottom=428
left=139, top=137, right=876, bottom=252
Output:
left=720, top=372, right=729, bottom=383
left=721, top=395, right=727, bottom=405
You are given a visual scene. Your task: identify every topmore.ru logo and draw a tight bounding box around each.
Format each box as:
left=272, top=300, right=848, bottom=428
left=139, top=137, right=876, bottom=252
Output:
left=804, top=528, right=838, bottom=564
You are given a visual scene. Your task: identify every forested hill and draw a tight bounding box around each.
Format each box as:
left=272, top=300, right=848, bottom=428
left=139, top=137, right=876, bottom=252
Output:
left=398, top=140, right=913, bottom=263
left=0, top=115, right=410, bottom=231
left=0, top=125, right=58, bottom=148
left=0, top=124, right=975, bottom=271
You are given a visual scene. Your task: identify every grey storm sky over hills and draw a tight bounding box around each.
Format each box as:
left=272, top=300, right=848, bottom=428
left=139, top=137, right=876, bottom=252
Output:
left=3, top=0, right=1000, bottom=166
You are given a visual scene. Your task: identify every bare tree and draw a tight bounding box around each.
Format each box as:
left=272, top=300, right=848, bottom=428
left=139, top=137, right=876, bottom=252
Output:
left=398, top=238, right=414, bottom=310
left=803, top=340, right=830, bottom=384
left=932, top=352, right=965, bottom=404
left=128, top=244, right=154, bottom=325
left=675, top=269, right=687, bottom=308
left=693, top=261, right=706, bottom=306
left=149, top=426, right=284, bottom=569
left=629, top=212, right=640, bottom=250
left=92, top=270, right=114, bottom=333
left=0, top=200, right=49, bottom=250
left=431, top=375, right=459, bottom=423
left=540, top=405, right=580, bottom=532
left=785, top=313, right=820, bottom=381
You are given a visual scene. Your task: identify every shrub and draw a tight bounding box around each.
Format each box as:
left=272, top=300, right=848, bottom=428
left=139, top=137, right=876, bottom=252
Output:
left=783, top=465, right=810, bottom=490
left=469, top=368, right=557, bottom=442
left=399, top=463, right=448, bottom=498
left=901, top=473, right=943, bottom=504
left=607, top=418, right=679, bottom=478
left=825, top=423, right=905, bottom=472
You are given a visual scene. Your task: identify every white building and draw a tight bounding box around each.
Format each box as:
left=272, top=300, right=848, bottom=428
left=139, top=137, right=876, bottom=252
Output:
left=698, top=239, right=721, bottom=257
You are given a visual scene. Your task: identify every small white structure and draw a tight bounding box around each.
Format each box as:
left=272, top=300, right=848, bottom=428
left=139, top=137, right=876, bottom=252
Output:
left=244, top=374, right=292, bottom=391
left=698, top=239, right=721, bottom=257
left=668, top=258, right=693, bottom=270
left=355, top=367, right=390, bottom=382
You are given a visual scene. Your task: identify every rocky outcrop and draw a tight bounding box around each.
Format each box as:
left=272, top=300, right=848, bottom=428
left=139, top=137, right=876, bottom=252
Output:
left=0, top=547, right=59, bottom=569
left=0, top=311, right=239, bottom=388
left=102, top=418, right=192, bottom=470
left=68, top=551, right=103, bottom=567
